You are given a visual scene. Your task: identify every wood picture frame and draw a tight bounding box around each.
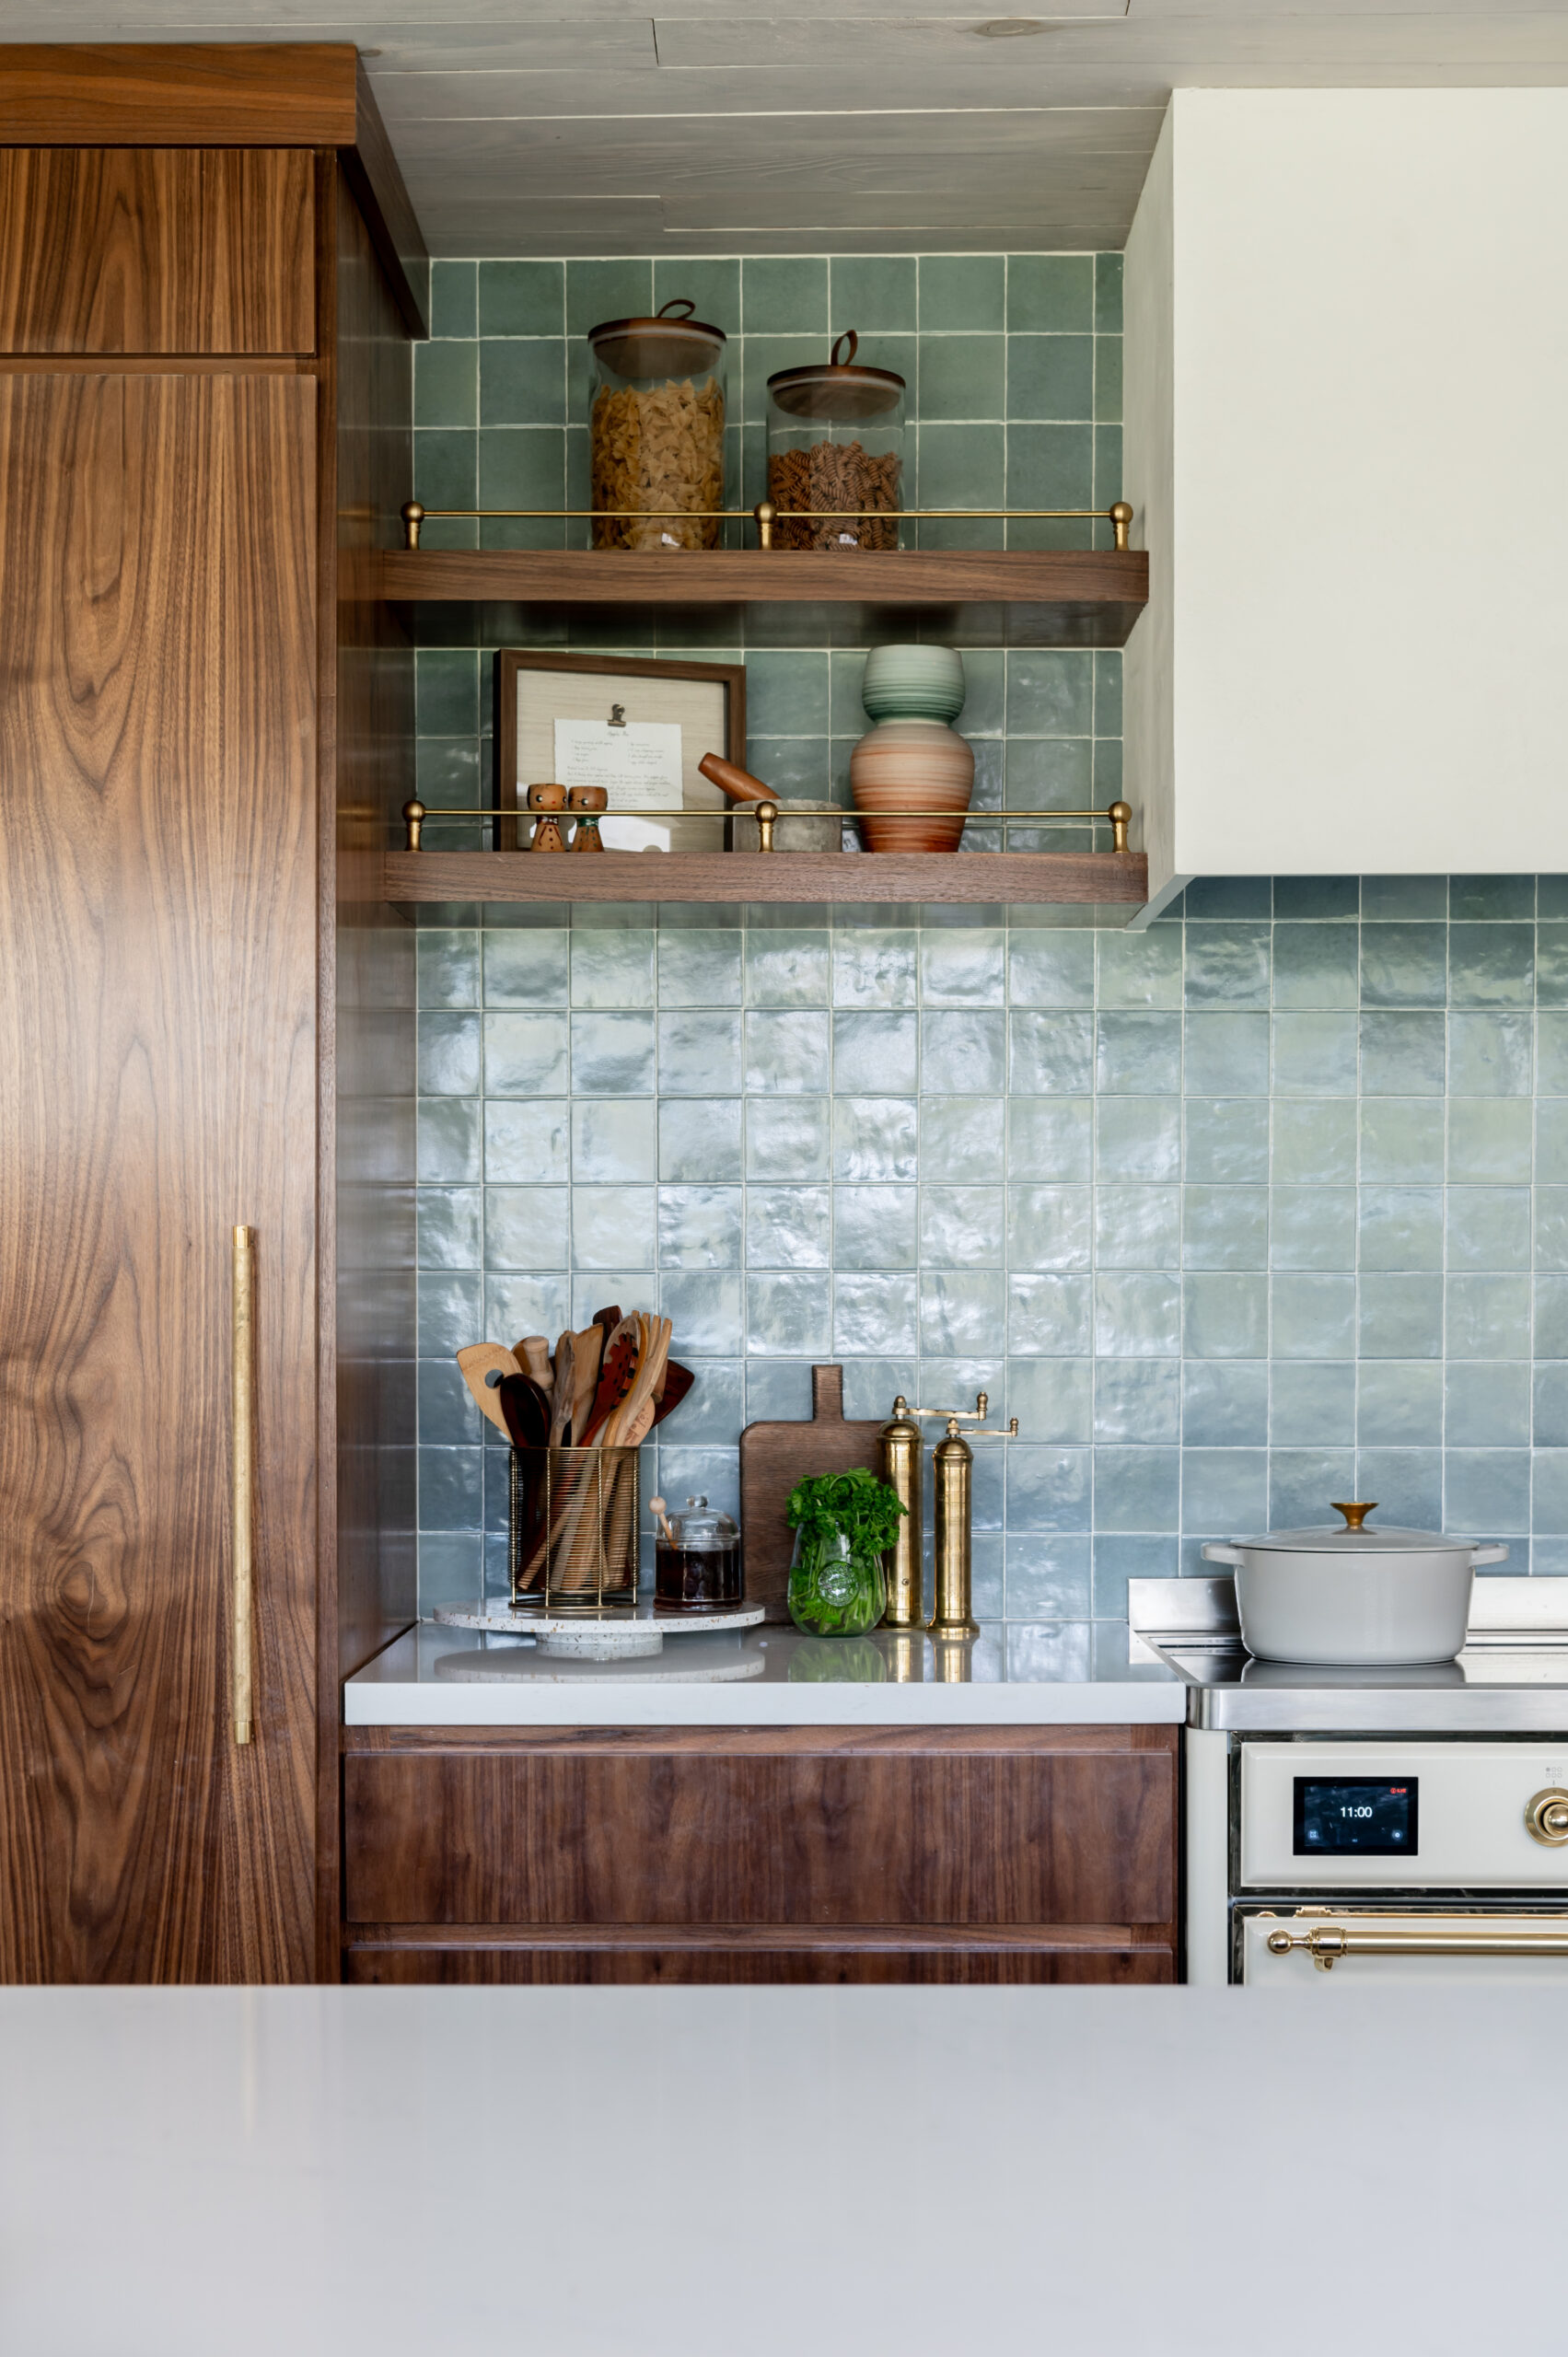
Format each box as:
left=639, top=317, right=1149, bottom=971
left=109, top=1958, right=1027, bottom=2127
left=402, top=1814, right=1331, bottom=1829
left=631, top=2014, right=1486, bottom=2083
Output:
left=494, top=650, right=748, bottom=853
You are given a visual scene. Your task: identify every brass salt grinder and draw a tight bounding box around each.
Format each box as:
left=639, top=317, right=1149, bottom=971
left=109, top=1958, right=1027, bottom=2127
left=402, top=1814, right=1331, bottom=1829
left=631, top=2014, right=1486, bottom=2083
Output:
left=879, top=1392, right=1019, bottom=1636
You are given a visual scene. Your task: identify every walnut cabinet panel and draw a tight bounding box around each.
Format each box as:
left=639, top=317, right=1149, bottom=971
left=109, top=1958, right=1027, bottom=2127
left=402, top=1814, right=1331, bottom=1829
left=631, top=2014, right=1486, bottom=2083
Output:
left=342, top=1726, right=1179, bottom=1986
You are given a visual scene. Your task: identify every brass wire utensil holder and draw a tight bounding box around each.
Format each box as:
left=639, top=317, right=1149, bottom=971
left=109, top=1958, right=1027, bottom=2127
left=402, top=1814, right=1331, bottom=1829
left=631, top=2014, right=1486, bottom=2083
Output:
left=508, top=1444, right=640, bottom=1613
left=401, top=499, right=1134, bottom=552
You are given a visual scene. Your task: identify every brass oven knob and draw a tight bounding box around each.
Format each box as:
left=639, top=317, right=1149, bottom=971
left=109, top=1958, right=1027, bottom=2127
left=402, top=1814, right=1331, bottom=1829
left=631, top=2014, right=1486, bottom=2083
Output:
left=1525, top=1788, right=1568, bottom=1846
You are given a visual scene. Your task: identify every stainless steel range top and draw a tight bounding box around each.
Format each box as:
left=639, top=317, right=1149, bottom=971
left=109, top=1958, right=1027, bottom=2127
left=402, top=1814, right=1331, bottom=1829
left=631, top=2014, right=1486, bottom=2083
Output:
left=1129, top=1576, right=1568, bottom=1731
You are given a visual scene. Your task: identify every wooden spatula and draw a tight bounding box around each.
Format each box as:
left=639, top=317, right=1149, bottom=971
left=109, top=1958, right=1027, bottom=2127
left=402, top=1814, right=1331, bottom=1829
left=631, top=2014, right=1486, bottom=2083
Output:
left=496, top=1372, right=552, bottom=1450
left=456, top=1344, right=522, bottom=1435
left=516, top=1336, right=554, bottom=1394
left=579, top=1314, right=640, bottom=1446
left=571, top=1323, right=603, bottom=1439
left=650, top=1359, right=695, bottom=1429
left=549, top=1330, right=575, bottom=1445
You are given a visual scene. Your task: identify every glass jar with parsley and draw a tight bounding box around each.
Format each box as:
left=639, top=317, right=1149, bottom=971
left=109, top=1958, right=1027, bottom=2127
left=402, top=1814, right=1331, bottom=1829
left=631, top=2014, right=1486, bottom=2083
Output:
left=784, top=1469, right=906, bottom=1639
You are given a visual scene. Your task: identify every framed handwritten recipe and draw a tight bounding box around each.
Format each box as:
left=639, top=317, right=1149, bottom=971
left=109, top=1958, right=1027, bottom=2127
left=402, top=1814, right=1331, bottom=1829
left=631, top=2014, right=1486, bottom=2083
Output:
left=494, top=652, right=748, bottom=853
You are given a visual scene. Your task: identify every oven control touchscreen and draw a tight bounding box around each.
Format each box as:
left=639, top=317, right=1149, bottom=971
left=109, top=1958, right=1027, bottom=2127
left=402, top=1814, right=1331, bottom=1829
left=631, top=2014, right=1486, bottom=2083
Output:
left=1293, top=1777, right=1418, bottom=1856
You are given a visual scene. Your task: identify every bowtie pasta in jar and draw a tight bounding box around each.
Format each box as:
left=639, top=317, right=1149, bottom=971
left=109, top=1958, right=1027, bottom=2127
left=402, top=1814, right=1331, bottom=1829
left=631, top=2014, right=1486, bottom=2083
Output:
left=587, top=299, right=727, bottom=550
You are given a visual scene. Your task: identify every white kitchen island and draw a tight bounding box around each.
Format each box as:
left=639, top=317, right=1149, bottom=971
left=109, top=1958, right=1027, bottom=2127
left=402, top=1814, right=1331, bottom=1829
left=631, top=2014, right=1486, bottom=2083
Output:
left=1, top=1981, right=1555, bottom=2356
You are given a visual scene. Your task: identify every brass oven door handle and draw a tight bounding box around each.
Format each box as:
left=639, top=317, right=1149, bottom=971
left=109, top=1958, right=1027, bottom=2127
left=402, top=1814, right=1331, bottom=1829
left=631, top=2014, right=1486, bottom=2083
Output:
left=1267, top=1921, right=1568, bottom=1970
left=231, top=1225, right=255, bottom=1747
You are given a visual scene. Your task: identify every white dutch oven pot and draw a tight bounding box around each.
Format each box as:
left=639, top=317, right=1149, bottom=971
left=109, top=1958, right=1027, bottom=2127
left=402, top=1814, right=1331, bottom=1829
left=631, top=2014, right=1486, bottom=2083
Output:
left=1202, top=1503, right=1508, bottom=1666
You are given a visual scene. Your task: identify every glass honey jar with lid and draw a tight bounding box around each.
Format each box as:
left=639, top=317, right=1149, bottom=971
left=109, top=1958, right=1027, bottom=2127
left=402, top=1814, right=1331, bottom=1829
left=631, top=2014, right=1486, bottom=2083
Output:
left=652, top=1493, right=744, bottom=1613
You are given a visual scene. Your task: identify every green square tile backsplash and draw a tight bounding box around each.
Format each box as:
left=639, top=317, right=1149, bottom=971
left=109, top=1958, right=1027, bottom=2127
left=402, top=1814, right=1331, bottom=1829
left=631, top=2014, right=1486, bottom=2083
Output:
left=411, top=250, right=1568, bottom=1617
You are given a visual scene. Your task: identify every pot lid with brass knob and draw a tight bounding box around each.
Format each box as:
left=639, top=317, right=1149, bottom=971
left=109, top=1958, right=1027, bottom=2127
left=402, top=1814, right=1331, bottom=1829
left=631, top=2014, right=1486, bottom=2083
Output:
left=1225, top=1504, right=1491, bottom=1555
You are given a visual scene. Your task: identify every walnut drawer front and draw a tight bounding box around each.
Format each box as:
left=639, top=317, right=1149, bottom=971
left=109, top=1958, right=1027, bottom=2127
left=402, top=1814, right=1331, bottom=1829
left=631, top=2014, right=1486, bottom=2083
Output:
left=343, top=1726, right=1178, bottom=1931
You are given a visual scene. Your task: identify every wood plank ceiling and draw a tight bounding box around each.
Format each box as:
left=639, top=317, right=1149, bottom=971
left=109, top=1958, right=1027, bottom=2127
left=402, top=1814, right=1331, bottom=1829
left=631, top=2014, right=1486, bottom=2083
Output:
left=17, top=4, right=1568, bottom=250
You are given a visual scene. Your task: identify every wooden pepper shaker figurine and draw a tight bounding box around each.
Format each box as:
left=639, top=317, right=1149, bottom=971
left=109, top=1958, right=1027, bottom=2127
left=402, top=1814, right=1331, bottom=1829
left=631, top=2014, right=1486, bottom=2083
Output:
left=567, top=784, right=607, bottom=853
left=526, top=781, right=566, bottom=853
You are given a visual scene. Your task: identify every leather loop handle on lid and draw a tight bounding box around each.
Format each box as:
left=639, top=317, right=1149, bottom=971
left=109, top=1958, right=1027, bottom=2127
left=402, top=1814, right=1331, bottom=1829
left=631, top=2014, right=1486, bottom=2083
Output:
left=657, top=298, right=697, bottom=319
left=1330, top=1501, right=1377, bottom=1532
left=830, top=330, right=859, bottom=367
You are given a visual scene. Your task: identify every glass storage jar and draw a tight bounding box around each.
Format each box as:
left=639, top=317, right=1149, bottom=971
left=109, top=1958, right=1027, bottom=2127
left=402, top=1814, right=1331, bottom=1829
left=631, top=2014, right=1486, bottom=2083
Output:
left=654, top=1494, right=743, bottom=1613
left=786, top=1526, right=888, bottom=1638
left=587, top=299, right=727, bottom=550
left=766, top=331, right=904, bottom=550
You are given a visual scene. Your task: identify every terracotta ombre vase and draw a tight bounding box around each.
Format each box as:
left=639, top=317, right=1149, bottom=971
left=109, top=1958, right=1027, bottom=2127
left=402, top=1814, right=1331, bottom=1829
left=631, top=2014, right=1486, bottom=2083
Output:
left=850, top=644, right=973, bottom=853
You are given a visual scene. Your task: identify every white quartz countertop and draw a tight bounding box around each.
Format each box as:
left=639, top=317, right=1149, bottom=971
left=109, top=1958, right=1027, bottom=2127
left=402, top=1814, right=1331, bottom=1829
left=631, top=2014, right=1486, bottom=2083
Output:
left=3, top=1982, right=1560, bottom=2356
left=344, top=1617, right=1185, bottom=1724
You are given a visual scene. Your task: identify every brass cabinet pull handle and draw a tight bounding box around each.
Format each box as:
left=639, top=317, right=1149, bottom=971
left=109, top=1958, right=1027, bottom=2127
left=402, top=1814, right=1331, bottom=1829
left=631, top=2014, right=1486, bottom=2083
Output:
left=1526, top=1787, right=1568, bottom=1845
left=231, top=1225, right=255, bottom=1747
left=1267, top=1921, right=1568, bottom=1970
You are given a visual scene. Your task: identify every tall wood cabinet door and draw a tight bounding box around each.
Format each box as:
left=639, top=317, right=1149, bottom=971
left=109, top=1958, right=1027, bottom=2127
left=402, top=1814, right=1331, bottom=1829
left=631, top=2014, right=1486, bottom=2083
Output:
left=0, top=370, right=319, bottom=1981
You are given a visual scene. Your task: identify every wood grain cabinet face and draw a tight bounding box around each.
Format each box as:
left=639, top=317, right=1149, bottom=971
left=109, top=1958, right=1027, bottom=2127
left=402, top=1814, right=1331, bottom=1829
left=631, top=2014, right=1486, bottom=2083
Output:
left=343, top=1728, right=1179, bottom=1984
left=0, top=148, right=314, bottom=353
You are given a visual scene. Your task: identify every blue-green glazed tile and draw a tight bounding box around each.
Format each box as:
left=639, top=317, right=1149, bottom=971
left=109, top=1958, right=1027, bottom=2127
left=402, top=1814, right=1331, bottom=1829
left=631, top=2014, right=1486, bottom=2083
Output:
left=1447, top=1360, right=1530, bottom=1446
left=1007, top=1531, right=1092, bottom=1617
left=1270, top=1452, right=1357, bottom=1530
left=1449, top=1011, right=1532, bottom=1097
left=919, top=332, right=1005, bottom=420
left=658, top=1011, right=742, bottom=1096
left=486, top=1182, right=570, bottom=1271
left=572, top=927, right=656, bottom=1010
left=1449, top=1186, right=1531, bottom=1272
left=418, top=1013, right=480, bottom=1096
left=921, top=929, right=1005, bottom=1008
left=1007, top=335, right=1094, bottom=423
left=1536, top=926, right=1568, bottom=1006
left=416, top=648, right=481, bottom=738
left=656, top=1271, right=744, bottom=1355
left=1097, top=926, right=1182, bottom=1010
left=1272, top=877, right=1358, bottom=920
left=923, top=1011, right=1006, bottom=1094
left=1271, top=1363, right=1356, bottom=1447
left=1180, top=1447, right=1269, bottom=1534
left=478, top=430, right=565, bottom=549
left=1184, top=1099, right=1270, bottom=1183
left=916, top=420, right=1005, bottom=509
left=746, top=1187, right=831, bottom=1270
left=1009, top=1272, right=1092, bottom=1356
left=414, top=339, right=477, bottom=428
left=1005, top=736, right=1092, bottom=809
left=836, top=1183, right=919, bottom=1271
left=1183, top=1272, right=1266, bottom=1359
left=1358, top=1360, right=1443, bottom=1446
left=1185, top=923, right=1270, bottom=1007
left=418, top=930, right=479, bottom=1012
left=921, top=1270, right=1006, bottom=1356
left=1005, top=1446, right=1090, bottom=1535
left=483, top=1098, right=567, bottom=1187
left=1447, top=1274, right=1530, bottom=1359
left=1351, top=1450, right=1440, bottom=1533
left=1360, top=1011, right=1446, bottom=1097
left=420, top=1097, right=482, bottom=1185
left=1360, top=876, right=1446, bottom=920
left=1006, top=646, right=1093, bottom=736
left=1091, top=1357, right=1178, bottom=1445
left=570, top=1010, right=655, bottom=1095
left=834, top=1012, right=918, bottom=1095
left=1094, top=250, right=1123, bottom=334
left=1540, top=1102, right=1568, bottom=1181
left=483, top=929, right=568, bottom=1008
left=745, top=1097, right=828, bottom=1182
left=481, top=260, right=564, bottom=338
left=1095, top=1097, right=1179, bottom=1182
left=1537, top=1276, right=1568, bottom=1358
left=1538, top=1185, right=1568, bottom=1273
left=1446, top=1449, right=1531, bottom=1534
left=744, top=1009, right=830, bottom=1093
left=1360, top=1187, right=1444, bottom=1272
left=1008, top=932, right=1095, bottom=1008
left=743, top=255, right=828, bottom=335
left=1098, top=1012, right=1181, bottom=1095
left=431, top=260, right=477, bottom=341
left=1271, top=1273, right=1355, bottom=1359
left=1093, top=1446, right=1179, bottom=1533
left=1093, top=1534, right=1179, bottom=1617
left=1359, top=1273, right=1444, bottom=1358
left=480, top=339, right=566, bottom=429
left=1094, top=649, right=1122, bottom=737
left=1449, top=1097, right=1532, bottom=1182
left=1094, top=1184, right=1180, bottom=1271
left=1009, top=1010, right=1094, bottom=1096
left=1181, top=878, right=1271, bottom=921
left=828, top=254, right=915, bottom=333
left=1539, top=1010, right=1568, bottom=1095
left=565, top=259, right=652, bottom=338
left=1182, top=1361, right=1268, bottom=1447
left=1184, top=1012, right=1270, bottom=1097
left=572, top=1184, right=656, bottom=1271
left=653, top=257, right=739, bottom=333
left=919, top=253, right=1005, bottom=331
left=417, top=1186, right=482, bottom=1272
left=1536, top=1366, right=1568, bottom=1445
left=412, top=432, right=477, bottom=547
left=1272, top=923, right=1359, bottom=1010
left=740, top=649, right=830, bottom=737
left=419, top=1359, right=478, bottom=1451
left=836, top=1096, right=920, bottom=1183
left=418, top=1271, right=482, bottom=1359
left=1360, top=923, right=1446, bottom=1007
left=833, top=1274, right=918, bottom=1357
left=657, top=929, right=743, bottom=1008
left=832, top=930, right=917, bottom=1010
left=1539, top=877, right=1568, bottom=921
left=1182, top=1185, right=1269, bottom=1271
left=1534, top=1461, right=1568, bottom=1536
left=744, top=929, right=830, bottom=1009
left=1093, top=335, right=1122, bottom=425
left=1448, top=923, right=1534, bottom=1007
left=572, top=1099, right=656, bottom=1185
left=1359, top=1098, right=1445, bottom=1184
left=747, top=1272, right=831, bottom=1357
left=1270, top=1186, right=1356, bottom=1271
left=1094, top=1271, right=1181, bottom=1358
left=1007, top=254, right=1093, bottom=333
left=1450, top=875, right=1535, bottom=922
left=1005, top=423, right=1093, bottom=517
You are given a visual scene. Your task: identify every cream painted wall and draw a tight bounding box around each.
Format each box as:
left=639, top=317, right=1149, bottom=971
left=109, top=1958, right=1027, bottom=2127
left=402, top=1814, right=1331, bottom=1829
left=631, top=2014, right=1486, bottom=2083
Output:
left=1124, top=88, right=1568, bottom=901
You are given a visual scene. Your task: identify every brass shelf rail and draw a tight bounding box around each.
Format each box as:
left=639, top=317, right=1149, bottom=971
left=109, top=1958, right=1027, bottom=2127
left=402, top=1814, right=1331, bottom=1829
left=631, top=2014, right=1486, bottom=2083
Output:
left=401, top=498, right=1133, bottom=552
left=401, top=799, right=1132, bottom=854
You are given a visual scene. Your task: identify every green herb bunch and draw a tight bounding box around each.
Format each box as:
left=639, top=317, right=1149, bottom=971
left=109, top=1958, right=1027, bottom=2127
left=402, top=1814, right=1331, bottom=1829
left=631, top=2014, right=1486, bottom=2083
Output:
left=784, top=1469, right=906, bottom=1639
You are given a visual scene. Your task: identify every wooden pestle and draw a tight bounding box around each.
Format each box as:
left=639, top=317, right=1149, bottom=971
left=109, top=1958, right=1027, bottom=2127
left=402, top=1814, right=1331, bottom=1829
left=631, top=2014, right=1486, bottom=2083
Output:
left=698, top=752, right=774, bottom=805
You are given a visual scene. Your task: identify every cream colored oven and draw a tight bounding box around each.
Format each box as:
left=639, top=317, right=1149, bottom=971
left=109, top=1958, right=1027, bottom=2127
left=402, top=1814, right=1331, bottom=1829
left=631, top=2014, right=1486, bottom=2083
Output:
left=1231, top=1740, right=1568, bottom=1983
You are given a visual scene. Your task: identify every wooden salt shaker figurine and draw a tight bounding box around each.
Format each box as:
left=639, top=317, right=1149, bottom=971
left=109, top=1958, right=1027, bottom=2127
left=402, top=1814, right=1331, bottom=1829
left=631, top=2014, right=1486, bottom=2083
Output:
left=567, top=784, right=607, bottom=853
left=526, top=781, right=566, bottom=853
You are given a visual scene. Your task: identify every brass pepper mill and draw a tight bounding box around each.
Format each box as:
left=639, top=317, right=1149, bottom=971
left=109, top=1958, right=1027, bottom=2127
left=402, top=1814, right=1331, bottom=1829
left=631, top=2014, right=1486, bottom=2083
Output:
left=927, top=1396, right=1019, bottom=1640
left=878, top=1395, right=924, bottom=1628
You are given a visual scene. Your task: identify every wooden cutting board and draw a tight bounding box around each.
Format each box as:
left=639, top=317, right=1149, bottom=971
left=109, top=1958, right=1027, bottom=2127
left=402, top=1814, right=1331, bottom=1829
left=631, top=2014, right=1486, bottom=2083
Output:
left=739, top=1364, right=885, bottom=1620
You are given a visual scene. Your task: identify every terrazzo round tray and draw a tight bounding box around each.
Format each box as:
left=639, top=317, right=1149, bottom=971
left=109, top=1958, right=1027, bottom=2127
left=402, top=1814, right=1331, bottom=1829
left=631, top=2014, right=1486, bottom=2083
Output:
left=431, top=1599, right=765, bottom=1662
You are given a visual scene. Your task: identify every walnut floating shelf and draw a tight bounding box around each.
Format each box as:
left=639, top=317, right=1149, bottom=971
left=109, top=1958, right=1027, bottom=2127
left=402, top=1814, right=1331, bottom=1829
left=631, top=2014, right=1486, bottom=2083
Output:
left=375, top=548, right=1148, bottom=648
left=383, top=849, right=1148, bottom=909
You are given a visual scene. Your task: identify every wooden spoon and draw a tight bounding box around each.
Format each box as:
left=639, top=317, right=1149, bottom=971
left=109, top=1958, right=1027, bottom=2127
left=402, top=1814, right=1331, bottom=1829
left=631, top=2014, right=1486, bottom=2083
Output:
left=580, top=1314, right=641, bottom=1446
left=496, top=1372, right=552, bottom=1451
left=516, top=1337, right=554, bottom=1394
left=456, top=1344, right=521, bottom=1436
left=549, top=1329, right=575, bottom=1446
left=571, top=1323, right=603, bottom=1439
left=649, top=1359, right=695, bottom=1430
